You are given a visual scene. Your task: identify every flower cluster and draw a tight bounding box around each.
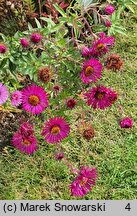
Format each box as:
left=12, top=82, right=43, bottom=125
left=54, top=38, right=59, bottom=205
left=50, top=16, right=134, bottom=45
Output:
left=20, top=33, right=42, bottom=48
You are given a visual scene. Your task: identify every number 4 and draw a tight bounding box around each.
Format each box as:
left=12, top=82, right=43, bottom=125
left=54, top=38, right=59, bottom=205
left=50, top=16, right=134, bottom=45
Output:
left=125, top=203, right=131, bottom=211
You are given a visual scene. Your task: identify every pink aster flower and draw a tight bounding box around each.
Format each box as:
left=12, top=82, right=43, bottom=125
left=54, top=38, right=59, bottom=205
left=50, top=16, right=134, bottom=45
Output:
left=80, top=58, right=102, bottom=84
left=0, top=44, right=7, bottom=53
left=67, top=98, right=77, bottom=109
left=70, top=166, right=97, bottom=197
left=84, top=85, right=117, bottom=109
left=11, top=90, right=22, bottom=107
left=21, top=83, right=48, bottom=115
left=30, top=33, right=42, bottom=43
left=41, top=116, right=70, bottom=144
left=81, top=46, right=91, bottom=57
left=20, top=38, right=29, bottom=47
left=20, top=122, right=34, bottom=137
left=0, top=82, right=9, bottom=105
left=12, top=131, right=38, bottom=155
left=120, top=117, right=133, bottom=128
left=104, top=4, right=115, bottom=15
left=90, top=32, right=115, bottom=57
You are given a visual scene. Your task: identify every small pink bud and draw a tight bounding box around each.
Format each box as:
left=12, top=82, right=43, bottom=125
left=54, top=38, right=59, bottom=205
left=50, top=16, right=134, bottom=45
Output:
left=0, top=44, right=7, bottom=53
left=105, top=20, right=112, bottom=28
left=104, top=4, right=115, bottom=15
left=20, top=38, right=29, bottom=47
left=81, top=46, right=90, bottom=57
left=120, top=117, right=133, bottom=128
left=30, top=33, right=42, bottom=43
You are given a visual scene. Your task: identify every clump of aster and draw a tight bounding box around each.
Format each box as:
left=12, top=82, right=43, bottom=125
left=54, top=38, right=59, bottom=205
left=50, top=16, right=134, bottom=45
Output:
left=105, top=54, right=123, bottom=71
left=70, top=166, right=97, bottom=197
left=81, top=46, right=91, bottom=57
left=55, top=152, right=64, bottom=161
left=11, top=90, right=22, bottom=107
left=80, top=58, right=102, bottom=84
left=66, top=98, right=77, bottom=109
left=104, top=4, right=115, bottom=15
left=41, top=116, right=70, bottom=144
left=0, top=44, right=7, bottom=53
left=82, top=125, right=95, bottom=141
left=0, top=82, right=9, bottom=105
left=20, top=38, right=29, bottom=48
left=12, top=131, right=38, bottom=155
left=84, top=85, right=117, bottom=109
left=21, top=83, right=49, bottom=115
left=11, top=121, right=38, bottom=155
left=90, top=32, right=115, bottom=57
left=105, top=20, right=112, bottom=28
left=38, top=67, right=51, bottom=83
left=30, top=33, right=42, bottom=43
left=120, top=117, right=133, bottom=128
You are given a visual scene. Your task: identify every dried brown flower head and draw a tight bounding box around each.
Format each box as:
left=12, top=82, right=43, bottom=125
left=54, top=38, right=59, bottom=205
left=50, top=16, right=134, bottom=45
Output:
left=78, top=121, right=95, bottom=141
left=106, top=54, right=123, bottom=71
left=38, top=67, right=52, bottom=83
left=82, top=125, right=95, bottom=141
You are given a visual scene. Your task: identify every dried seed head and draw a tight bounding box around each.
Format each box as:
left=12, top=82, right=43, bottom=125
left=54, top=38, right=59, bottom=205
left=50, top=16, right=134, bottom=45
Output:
left=83, top=126, right=95, bottom=141
left=106, top=54, right=123, bottom=71
left=37, top=67, right=51, bottom=83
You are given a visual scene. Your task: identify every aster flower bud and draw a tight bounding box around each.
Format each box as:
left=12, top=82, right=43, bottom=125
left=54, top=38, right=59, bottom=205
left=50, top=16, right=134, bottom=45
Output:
left=20, top=38, right=29, bottom=48
left=81, top=46, right=91, bottom=57
left=66, top=98, right=77, bottom=109
left=104, top=4, right=115, bottom=15
left=0, top=44, right=7, bottom=54
left=120, top=117, right=133, bottom=128
left=55, top=153, right=64, bottom=161
left=105, top=20, right=112, bottom=28
left=30, top=33, right=42, bottom=43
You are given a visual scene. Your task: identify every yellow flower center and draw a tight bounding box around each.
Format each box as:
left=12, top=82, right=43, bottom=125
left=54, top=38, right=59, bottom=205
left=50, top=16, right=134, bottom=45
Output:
left=95, top=92, right=105, bottom=100
left=85, top=66, right=94, bottom=77
left=80, top=177, right=88, bottom=186
left=50, top=125, right=60, bottom=135
left=29, top=95, right=40, bottom=106
left=97, top=43, right=104, bottom=51
left=23, top=139, right=31, bottom=146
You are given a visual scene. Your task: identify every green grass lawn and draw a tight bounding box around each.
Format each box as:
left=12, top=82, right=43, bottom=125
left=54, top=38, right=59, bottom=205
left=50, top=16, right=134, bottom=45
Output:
left=0, top=13, right=137, bottom=200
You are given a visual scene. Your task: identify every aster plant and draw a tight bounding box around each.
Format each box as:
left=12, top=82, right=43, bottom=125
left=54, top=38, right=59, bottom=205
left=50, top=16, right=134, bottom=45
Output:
left=0, top=0, right=134, bottom=199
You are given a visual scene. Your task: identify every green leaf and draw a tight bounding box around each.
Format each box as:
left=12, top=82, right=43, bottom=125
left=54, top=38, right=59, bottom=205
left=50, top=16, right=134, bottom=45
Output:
left=0, top=58, right=8, bottom=68
left=126, top=5, right=135, bottom=13
left=28, top=22, right=33, bottom=31
left=35, top=18, right=42, bottom=28
left=53, top=4, right=67, bottom=17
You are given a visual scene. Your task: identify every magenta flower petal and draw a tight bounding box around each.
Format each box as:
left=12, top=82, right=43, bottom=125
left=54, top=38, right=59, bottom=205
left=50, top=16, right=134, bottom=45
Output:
left=70, top=166, right=97, bottom=197
left=11, top=90, right=22, bottom=107
left=41, top=116, right=70, bottom=144
left=21, top=83, right=48, bottom=115
left=0, top=82, right=9, bottom=105
left=80, top=58, right=102, bottom=84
